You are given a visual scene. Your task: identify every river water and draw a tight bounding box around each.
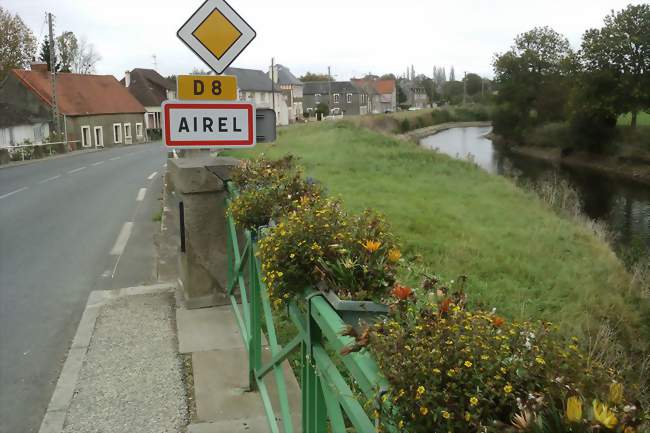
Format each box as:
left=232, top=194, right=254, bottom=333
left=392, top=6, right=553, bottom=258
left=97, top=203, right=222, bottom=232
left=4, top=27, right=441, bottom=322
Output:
left=420, top=126, right=650, bottom=253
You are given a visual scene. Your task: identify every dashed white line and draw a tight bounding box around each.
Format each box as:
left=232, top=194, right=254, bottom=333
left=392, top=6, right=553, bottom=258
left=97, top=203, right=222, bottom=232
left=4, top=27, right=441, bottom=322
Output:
left=147, top=171, right=158, bottom=180
left=110, top=222, right=134, bottom=256
left=109, top=156, right=121, bottom=161
left=38, top=175, right=61, bottom=184
left=68, top=167, right=86, bottom=174
left=136, top=188, right=147, bottom=202
left=0, top=187, right=28, bottom=200
left=91, top=161, right=105, bottom=166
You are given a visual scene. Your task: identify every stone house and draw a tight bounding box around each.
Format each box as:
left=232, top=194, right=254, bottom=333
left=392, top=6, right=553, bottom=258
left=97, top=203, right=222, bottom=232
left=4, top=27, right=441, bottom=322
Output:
left=399, top=80, right=428, bottom=109
left=0, top=64, right=146, bottom=149
left=224, top=67, right=289, bottom=126
left=351, top=79, right=397, bottom=113
left=121, top=68, right=176, bottom=133
left=268, top=64, right=303, bottom=122
left=302, top=81, right=369, bottom=116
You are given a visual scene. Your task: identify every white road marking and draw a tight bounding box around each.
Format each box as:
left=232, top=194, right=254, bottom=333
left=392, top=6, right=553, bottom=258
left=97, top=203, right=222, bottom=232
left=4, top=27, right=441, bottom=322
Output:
left=147, top=171, right=158, bottom=180
left=136, top=188, right=147, bottom=202
left=91, top=161, right=105, bottom=166
left=38, top=175, right=61, bottom=184
left=109, top=156, right=120, bottom=161
left=163, top=163, right=167, bottom=168
left=0, top=187, right=28, bottom=200
left=110, top=222, right=134, bottom=256
left=68, top=167, right=86, bottom=174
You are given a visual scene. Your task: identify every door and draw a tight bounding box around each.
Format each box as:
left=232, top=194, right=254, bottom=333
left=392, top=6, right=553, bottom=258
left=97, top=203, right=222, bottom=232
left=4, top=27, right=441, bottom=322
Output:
left=81, top=126, right=91, bottom=147
left=93, top=126, right=104, bottom=147
left=123, top=123, right=132, bottom=144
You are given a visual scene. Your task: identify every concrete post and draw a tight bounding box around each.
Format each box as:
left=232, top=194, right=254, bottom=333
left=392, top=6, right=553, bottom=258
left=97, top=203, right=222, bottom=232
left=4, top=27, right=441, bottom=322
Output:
left=168, top=155, right=240, bottom=309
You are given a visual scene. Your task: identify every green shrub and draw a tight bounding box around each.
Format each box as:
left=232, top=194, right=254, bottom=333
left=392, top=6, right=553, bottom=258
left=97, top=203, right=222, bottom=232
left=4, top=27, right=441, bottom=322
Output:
left=399, top=118, right=411, bottom=133
left=526, top=122, right=572, bottom=149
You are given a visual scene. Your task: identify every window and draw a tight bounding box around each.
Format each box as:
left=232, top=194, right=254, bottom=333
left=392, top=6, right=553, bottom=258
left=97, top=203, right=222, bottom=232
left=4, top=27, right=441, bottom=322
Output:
left=33, top=124, right=45, bottom=142
left=113, top=123, right=122, bottom=144
left=333, top=93, right=340, bottom=104
left=81, top=125, right=91, bottom=147
left=315, top=93, right=321, bottom=103
left=124, top=123, right=132, bottom=139
left=347, top=93, right=352, bottom=104
left=136, top=123, right=143, bottom=138
left=93, top=126, right=104, bottom=147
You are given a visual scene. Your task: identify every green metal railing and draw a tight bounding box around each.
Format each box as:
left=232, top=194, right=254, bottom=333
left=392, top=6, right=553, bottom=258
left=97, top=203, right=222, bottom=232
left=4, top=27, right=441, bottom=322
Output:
left=225, top=183, right=388, bottom=433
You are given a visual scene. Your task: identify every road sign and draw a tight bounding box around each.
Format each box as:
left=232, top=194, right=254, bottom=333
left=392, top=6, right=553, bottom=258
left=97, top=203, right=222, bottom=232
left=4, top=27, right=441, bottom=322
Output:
left=177, top=75, right=238, bottom=100
left=177, top=0, right=256, bottom=74
left=162, top=101, right=255, bottom=148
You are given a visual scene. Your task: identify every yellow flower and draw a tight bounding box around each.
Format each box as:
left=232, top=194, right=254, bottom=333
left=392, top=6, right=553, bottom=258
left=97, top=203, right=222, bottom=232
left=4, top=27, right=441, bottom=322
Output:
left=464, top=360, right=473, bottom=368
left=416, top=385, right=425, bottom=396
left=441, top=410, right=451, bottom=419
left=419, top=406, right=429, bottom=416
left=469, top=396, right=479, bottom=406
left=362, top=239, right=381, bottom=253
left=398, top=420, right=404, bottom=428
left=289, top=253, right=295, bottom=259
left=593, top=400, right=618, bottom=429
left=388, top=248, right=401, bottom=262
left=503, top=383, right=513, bottom=394
left=447, top=369, right=457, bottom=377
left=566, top=396, right=583, bottom=422
left=465, top=412, right=471, bottom=421
left=432, top=368, right=441, bottom=374
left=609, top=382, right=624, bottom=405
left=535, top=357, right=546, bottom=365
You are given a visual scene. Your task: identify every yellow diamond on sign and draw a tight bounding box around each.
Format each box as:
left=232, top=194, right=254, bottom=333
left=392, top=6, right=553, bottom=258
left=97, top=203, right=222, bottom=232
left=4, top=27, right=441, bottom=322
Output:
left=192, top=9, right=242, bottom=60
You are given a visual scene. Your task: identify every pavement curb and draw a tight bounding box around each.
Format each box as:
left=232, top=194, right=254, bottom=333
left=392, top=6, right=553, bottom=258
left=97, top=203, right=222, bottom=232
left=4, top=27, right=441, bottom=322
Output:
left=37, top=283, right=176, bottom=433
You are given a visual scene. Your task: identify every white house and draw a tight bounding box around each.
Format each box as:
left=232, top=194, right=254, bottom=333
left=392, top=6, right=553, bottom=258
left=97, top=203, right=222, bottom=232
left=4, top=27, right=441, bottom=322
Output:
left=0, top=102, right=50, bottom=147
left=224, top=67, right=289, bottom=126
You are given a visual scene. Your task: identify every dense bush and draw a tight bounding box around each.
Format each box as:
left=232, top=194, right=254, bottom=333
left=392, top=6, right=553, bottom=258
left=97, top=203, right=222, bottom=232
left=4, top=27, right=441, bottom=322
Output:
left=527, top=122, right=572, bottom=149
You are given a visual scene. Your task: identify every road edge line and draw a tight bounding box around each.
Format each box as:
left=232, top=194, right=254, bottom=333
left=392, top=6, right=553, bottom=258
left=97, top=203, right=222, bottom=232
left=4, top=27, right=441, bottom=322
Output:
left=37, top=283, right=176, bottom=433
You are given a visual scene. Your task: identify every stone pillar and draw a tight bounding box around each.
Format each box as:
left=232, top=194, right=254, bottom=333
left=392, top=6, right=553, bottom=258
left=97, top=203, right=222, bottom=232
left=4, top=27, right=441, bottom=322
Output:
left=168, top=156, right=240, bottom=309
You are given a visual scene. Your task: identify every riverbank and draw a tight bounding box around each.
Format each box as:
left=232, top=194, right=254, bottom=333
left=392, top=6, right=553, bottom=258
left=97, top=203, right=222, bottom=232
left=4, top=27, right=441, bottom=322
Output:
left=224, top=122, right=648, bottom=352
left=400, top=120, right=492, bottom=141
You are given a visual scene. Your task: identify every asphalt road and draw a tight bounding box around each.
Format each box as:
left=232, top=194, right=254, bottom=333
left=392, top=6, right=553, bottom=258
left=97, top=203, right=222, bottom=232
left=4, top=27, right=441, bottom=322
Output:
left=0, top=143, right=168, bottom=433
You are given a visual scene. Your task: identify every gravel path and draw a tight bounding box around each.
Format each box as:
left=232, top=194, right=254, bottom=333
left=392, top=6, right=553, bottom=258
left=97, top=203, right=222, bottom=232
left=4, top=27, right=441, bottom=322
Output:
left=62, top=293, right=188, bottom=433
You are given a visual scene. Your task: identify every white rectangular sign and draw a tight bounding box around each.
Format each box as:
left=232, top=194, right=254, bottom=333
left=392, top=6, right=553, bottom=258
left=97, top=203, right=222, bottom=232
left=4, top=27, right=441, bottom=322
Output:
left=162, top=100, right=255, bottom=148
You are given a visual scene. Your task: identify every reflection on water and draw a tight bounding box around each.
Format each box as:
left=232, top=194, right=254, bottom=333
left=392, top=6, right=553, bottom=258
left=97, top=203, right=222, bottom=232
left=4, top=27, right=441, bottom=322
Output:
left=420, top=126, right=650, bottom=251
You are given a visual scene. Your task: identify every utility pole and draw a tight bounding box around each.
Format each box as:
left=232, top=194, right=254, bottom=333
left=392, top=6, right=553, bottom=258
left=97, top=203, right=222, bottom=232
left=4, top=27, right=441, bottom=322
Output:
left=327, top=65, right=332, bottom=115
left=152, top=54, right=158, bottom=70
left=47, top=12, right=61, bottom=135
left=271, top=57, right=276, bottom=123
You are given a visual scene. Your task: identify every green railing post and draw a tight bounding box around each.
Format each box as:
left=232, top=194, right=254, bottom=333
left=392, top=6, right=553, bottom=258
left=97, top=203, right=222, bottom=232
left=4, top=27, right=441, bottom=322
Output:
left=248, top=230, right=262, bottom=391
left=302, top=295, right=327, bottom=433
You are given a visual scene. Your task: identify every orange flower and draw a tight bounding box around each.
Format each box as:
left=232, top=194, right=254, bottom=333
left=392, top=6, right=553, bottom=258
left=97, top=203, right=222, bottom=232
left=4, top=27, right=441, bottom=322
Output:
left=362, top=240, right=381, bottom=253
left=388, top=248, right=402, bottom=262
left=391, top=284, right=412, bottom=301
left=492, top=316, right=505, bottom=327
left=439, top=298, right=452, bottom=315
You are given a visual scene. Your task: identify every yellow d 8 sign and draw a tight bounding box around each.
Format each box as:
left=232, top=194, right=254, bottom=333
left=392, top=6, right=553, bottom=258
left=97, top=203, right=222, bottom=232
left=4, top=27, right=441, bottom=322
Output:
left=177, top=75, right=237, bottom=100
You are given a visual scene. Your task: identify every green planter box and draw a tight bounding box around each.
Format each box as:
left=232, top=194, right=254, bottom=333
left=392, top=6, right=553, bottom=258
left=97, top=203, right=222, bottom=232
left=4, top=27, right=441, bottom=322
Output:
left=318, top=283, right=389, bottom=331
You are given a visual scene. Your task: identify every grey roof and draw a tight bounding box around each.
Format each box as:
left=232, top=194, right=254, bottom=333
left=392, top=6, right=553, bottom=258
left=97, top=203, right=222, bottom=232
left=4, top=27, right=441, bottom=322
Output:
left=303, top=81, right=362, bottom=95
left=275, top=64, right=302, bottom=86
left=224, top=67, right=275, bottom=92
left=0, top=102, right=49, bottom=128
left=121, top=68, right=174, bottom=106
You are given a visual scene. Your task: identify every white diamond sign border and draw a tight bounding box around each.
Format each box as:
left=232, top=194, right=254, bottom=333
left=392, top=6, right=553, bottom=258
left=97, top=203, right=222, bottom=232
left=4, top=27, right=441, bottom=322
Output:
left=177, top=0, right=256, bottom=74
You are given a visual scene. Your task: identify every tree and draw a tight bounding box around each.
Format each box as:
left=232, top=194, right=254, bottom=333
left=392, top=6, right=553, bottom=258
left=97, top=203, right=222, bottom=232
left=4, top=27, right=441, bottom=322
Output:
left=464, top=73, right=483, bottom=96
left=380, top=73, right=397, bottom=81
left=72, top=37, right=101, bottom=74
left=38, top=40, right=60, bottom=72
left=299, top=72, right=330, bottom=82
left=190, top=68, right=210, bottom=75
left=581, top=4, right=650, bottom=128
left=449, top=66, right=455, bottom=81
left=0, top=7, right=37, bottom=79
left=56, top=31, right=78, bottom=73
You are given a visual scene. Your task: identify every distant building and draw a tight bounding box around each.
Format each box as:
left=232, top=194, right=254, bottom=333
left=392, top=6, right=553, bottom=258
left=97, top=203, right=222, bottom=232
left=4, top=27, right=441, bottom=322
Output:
left=0, top=64, right=146, bottom=149
left=224, top=67, right=289, bottom=126
left=269, top=64, right=303, bottom=122
left=399, top=80, right=428, bottom=109
left=351, top=79, right=397, bottom=113
left=302, top=81, right=369, bottom=116
left=121, top=68, right=175, bottom=132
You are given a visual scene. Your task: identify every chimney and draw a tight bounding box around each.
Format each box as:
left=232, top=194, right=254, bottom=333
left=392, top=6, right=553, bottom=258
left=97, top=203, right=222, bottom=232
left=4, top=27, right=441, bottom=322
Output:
left=30, top=62, right=48, bottom=72
left=124, top=70, right=131, bottom=87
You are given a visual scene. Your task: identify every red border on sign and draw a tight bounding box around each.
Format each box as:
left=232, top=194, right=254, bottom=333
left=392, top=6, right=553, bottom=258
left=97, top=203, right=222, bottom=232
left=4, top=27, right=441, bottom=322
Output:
left=163, top=102, right=254, bottom=146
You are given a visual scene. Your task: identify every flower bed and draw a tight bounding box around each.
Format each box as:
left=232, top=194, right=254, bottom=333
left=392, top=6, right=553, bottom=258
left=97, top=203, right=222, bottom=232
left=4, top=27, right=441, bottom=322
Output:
left=228, top=155, right=647, bottom=432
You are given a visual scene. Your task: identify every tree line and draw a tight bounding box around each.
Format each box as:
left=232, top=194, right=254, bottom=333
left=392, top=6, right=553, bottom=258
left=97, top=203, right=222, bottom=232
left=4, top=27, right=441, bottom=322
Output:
left=0, top=7, right=101, bottom=80
left=492, top=4, right=649, bottom=153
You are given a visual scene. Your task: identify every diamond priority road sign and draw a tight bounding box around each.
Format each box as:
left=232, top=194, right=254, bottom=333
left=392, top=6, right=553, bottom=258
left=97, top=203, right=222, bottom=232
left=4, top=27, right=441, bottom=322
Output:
left=177, top=0, right=256, bottom=74
left=162, top=101, right=255, bottom=148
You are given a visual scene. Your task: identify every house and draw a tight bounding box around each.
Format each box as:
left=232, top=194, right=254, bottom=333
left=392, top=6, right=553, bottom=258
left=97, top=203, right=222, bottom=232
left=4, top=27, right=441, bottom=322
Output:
left=224, top=67, right=289, bottom=126
left=302, top=81, right=369, bottom=116
left=268, top=64, right=303, bottom=122
left=399, top=80, right=428, bottom=109
left=0, top=101, right=50, bottom=147
left=0, top=64, right=146, bottom=149
left=351, top=79, right=397, bottom=113
left=121, top=68, right=175, bottom=133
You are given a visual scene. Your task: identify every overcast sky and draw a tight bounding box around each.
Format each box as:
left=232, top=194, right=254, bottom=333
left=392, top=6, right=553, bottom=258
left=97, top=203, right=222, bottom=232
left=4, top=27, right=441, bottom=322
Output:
left=5, top=0, right=635, bottom=81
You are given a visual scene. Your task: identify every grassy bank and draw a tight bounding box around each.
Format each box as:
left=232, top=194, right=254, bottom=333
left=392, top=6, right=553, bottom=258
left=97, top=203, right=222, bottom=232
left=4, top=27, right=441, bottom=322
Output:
left=223, top=122, right=648, bottom=350
left=618, top=111, right=650, bottom=126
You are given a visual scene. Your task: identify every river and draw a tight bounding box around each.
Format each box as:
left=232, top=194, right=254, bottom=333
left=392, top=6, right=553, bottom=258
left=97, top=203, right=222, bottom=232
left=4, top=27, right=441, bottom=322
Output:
left=420, top=126, right=650, bottom=253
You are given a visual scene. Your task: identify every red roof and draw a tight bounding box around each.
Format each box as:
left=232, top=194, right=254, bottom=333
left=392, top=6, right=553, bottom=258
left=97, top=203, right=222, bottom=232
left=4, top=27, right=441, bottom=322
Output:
left=373, top=79, right=395, bottom=94
left=12, top=70, right=145, bottom=116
